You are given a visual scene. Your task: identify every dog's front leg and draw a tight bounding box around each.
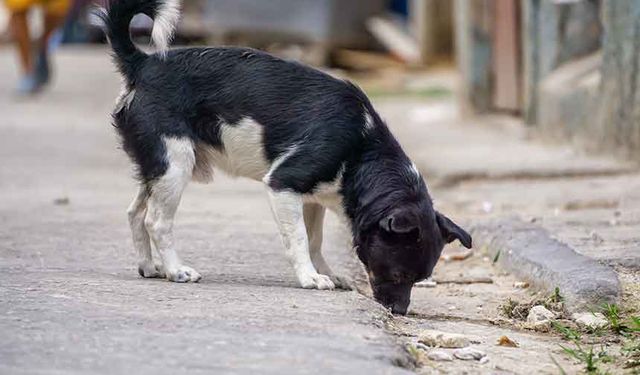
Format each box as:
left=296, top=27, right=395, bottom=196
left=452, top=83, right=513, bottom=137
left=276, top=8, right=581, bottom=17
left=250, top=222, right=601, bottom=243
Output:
left=266, top=190, right=335, bottom=290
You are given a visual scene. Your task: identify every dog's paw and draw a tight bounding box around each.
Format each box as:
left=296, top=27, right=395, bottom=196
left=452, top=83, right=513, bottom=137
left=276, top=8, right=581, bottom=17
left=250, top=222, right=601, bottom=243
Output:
left=299, top=273, right=335, bottom=290
left=138, top=261, right=165, bottom=278
left=330, top=275, right=353, bottom=290
left=166, top=266, right=202, bottom=283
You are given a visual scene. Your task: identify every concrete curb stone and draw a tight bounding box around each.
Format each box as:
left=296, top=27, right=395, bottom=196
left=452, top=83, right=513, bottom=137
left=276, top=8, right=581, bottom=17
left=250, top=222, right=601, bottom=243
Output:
left=471, top=217, right=620, bottom=312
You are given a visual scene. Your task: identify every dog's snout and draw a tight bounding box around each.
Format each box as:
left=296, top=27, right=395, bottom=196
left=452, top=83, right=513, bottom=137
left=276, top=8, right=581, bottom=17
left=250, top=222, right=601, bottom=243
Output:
left=373, top=281, right=413, bottom=316
left=390, top=301, right=409, bottom=315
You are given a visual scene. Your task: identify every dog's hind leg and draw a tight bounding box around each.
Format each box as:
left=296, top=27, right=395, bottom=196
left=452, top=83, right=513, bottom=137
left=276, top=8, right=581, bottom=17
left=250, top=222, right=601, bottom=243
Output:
left=144, top=137, right=201, bottom=283
left=266, top=190, right=334, bottom=290
left=127, top=185, right=163, bottom=278
left=303, top=203, right=351, bottom=290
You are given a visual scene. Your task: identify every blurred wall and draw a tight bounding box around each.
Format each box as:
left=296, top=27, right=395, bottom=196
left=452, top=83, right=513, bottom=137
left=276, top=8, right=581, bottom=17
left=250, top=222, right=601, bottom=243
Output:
left=455, top=0, right=640, bottom=160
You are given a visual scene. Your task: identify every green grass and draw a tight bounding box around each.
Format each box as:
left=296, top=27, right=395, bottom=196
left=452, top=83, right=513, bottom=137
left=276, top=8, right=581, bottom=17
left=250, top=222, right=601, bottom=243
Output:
left=550, top=287, right=564, bottom=303
left=630, top=316, right=640, bottom=332
left=492, top=250, right=501, bottom=264
left=552, top=321, right=582, bottom=341
left=560, top=343, right=612, bottom=374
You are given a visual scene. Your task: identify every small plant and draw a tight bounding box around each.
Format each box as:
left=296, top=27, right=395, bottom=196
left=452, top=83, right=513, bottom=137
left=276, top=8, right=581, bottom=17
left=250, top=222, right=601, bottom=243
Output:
left=630, top=316, right=640, bottom=332
left=500, top=298, right=519, bottom=318
left=492, top=250, right=501, bottom=264
left=560, top=343, right=612, bottom=374
left=550, top=287, right=563, bottom=303
left=602, top=303, right=629, bottom=334
left=552, top=321, right=582, bottom=341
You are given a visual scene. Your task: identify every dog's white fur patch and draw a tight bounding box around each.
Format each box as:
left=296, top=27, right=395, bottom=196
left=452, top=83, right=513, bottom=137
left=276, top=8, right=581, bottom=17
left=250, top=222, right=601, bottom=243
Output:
left=115, top=85, right=136, bottom=112
left=194, top=117, right=270, bottom=181
left=409, top=162, right=420, bottom=180
left=152, top=0, right=181, bottom=58
left=363, top=108, right=375, bottom=134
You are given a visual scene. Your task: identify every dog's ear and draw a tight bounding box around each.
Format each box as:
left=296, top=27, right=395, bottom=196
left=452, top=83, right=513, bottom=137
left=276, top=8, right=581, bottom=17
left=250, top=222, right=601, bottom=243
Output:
left=379, top=210, right=419, bottom=235
left=435, top=212, right=472, bottom=248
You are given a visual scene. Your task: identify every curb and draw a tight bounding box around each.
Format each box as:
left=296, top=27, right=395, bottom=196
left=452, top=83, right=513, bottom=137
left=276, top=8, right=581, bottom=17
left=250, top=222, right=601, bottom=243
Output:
left=471, top=217, right=621, bottom=312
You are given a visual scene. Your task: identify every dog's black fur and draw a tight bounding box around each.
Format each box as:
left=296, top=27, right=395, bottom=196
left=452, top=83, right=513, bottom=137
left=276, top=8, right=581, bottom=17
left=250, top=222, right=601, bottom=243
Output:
left=103, top=0, right=471, bottom=315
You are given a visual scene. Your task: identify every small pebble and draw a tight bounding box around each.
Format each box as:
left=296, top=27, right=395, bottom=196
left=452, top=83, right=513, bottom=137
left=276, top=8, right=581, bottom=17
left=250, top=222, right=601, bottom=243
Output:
left=453, top=347, right=486, bottom=361
left=419, top=330, right=471, bottom=348
left=427, top=350, right=454, bottom=362
left=514, top=281, right=529, bottom=289
left=54, top=197, right=70, bottom=206
left=415, top=278, right=437, bottom=288
left=497, top=335, right=519, bottom=348
left=479, top=356, right=490, bottom=364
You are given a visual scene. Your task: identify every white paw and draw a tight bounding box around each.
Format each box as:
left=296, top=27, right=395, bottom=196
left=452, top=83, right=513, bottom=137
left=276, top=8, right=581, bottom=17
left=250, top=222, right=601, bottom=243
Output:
left=166, top=266, right=202, bottom=283
left=138, top=261, right=165, bottom=278
left=299, top=273, right=335, bottom=290
left=330, top=275, right=353, bottom=290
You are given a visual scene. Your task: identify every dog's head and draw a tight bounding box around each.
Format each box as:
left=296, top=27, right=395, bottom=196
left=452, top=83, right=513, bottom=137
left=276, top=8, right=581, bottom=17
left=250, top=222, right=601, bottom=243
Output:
left=355, top=202, right=471, bottom=315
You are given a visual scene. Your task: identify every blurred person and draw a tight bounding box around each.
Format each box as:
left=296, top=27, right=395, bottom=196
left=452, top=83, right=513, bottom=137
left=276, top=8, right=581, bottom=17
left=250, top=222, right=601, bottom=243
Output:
left=4, top=0, right=70, bottom=94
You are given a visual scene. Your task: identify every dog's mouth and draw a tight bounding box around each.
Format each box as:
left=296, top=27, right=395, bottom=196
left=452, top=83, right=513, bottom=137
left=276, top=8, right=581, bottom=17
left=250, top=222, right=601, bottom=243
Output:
left=372, top=281, right=413, bottom=316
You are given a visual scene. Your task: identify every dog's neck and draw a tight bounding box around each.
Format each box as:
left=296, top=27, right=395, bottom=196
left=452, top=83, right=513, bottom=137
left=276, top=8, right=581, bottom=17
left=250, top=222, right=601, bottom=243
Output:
left=341, top=131, right=425, bottom=238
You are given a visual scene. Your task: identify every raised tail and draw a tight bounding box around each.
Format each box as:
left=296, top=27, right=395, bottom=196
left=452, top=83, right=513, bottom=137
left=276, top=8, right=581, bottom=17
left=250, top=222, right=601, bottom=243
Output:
left=99, top=0, right=181, bottom=84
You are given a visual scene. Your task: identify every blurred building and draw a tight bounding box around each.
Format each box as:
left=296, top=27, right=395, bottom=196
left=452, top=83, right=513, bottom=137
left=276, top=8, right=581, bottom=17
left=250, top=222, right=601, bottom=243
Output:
left=455, top=0, right=640, bottom=159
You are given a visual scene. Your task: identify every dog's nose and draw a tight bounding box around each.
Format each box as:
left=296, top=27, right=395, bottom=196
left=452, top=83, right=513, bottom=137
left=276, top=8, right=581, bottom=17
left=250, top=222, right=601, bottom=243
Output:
left=390, top=302, right=408, bottom=315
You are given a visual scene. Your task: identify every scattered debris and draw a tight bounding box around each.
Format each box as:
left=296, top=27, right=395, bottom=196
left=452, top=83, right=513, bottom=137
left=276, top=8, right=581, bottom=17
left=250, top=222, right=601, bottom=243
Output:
left=427, top=350, right=454, bottom=362
left=415, top=278, right=437, bottom=288
left=453, top=347, right=487, bottom=361
left=572, top=312, right=609, bottom=331
left=514, top=281, right=530, bottom=289
left=53, top=197, right=70, bottom=206
left=418, top=330, right=471, bottom=349
left=497, top=336, right=519, bottom=348
left=450, top=249, right=473, bottom=261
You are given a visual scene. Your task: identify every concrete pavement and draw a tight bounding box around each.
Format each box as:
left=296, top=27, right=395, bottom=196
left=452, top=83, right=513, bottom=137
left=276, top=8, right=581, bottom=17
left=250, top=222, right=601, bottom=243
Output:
left=2, top=46, right=632, bottom=374
left=0, top=47, right=410, bottom=375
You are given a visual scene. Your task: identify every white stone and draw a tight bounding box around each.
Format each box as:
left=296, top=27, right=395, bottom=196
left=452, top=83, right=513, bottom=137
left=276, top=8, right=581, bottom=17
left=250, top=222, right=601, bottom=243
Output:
left=418, top=330, right=471, bottom=348
left=527, top=305, right=555, bottom=323
left=415, top=278, right=437, bottom=288
left=427, top=350, right=454, bottom=362
left=572, top=312, right=609, bottom=330
left=453, top=347, right=487, bottom=361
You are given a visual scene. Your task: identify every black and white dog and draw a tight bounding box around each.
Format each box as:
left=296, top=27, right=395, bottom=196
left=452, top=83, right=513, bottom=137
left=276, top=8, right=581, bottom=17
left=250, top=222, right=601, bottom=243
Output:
left=101, top=0, right=471, bottom=315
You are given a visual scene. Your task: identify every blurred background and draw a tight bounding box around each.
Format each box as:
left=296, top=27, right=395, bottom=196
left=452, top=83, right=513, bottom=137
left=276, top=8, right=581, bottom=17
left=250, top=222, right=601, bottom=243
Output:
left=2, top=1, right=640, bottom=373
left=1, top=0, right=637, bottom=159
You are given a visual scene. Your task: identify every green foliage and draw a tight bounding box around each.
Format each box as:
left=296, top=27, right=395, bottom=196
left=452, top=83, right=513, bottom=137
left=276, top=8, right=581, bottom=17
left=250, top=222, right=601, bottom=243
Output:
left=550, top=287, right=564, bottom=303
left=601, top=303, right=630, bottom=334
left=552, top=321, right=582, bottom=341
left=560, top=343, right=612, bottom=374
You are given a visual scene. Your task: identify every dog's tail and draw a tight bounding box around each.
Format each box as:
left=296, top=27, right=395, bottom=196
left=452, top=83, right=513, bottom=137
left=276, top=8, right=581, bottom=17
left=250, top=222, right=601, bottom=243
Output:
left=98, top=0, right=180, bottom=83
